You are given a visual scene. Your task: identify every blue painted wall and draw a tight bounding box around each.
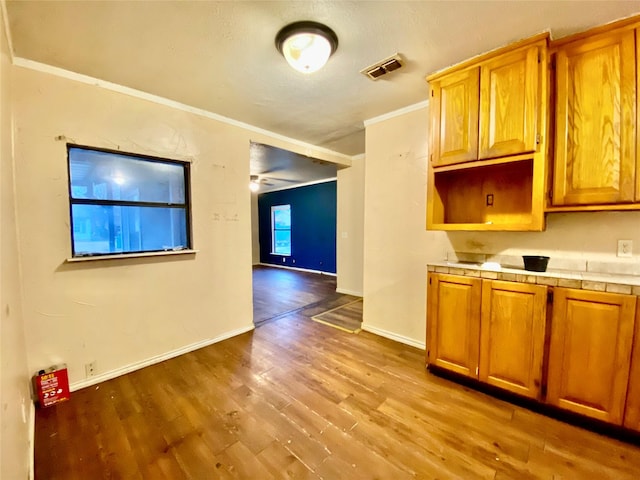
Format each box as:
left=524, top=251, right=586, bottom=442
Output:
left=257, top=181, right=336, bottom=273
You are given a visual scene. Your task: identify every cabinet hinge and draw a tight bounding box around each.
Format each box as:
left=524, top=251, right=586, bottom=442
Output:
left=547, top=290, right=554, bottom=304
left=431, top=89, right=434, bottom=97
left=536, top=134, right=542, bottom=145
left=429, top=277, right=432, bottom=285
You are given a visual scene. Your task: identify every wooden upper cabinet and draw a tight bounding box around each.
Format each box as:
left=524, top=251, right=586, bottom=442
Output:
left=430, top=68, right=480, bottom=167
left=426, top=35, right=548, bottom=231
left=547, top=288, right=637, bottom=424
left=427, top=273, right=481, bottom=377
left=553, top=29, right=637, bottom=206
left=479, top=46, right=540, bottom=160
left=479, top=280, right=547, bottom=399
left=429, top=37, right=545, bottom=168
left=636, top=27, right=640, bottom=204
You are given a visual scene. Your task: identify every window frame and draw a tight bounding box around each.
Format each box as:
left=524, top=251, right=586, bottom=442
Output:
left=271, top=204, right=291, bottom=256
left=66, top=144, right=193, bottom=259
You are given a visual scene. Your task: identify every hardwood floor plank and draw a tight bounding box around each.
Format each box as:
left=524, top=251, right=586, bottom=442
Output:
left=376, top=397, right=498, bottom=479
left=213, top=440, right=276, bottom=479
left=229, top=383, right=332, bottom=469
left=255, top=441, right=319, bottom=479
left=170, top=432, right=220, bottom=480
left=320, top=422, right=419, bottom=478
left=315, top=424, right=414, bottom=480
left=151, top=454, right=188, bottom=480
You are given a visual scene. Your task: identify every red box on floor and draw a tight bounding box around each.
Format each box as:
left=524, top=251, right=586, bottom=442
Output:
left=34, top=365, right=70, bottom=407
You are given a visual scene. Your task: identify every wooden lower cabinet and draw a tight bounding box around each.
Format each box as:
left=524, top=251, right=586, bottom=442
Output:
left=427, top=273, right=481, bottom=377
left=427, top=274, right=547, bottom=396
left=546, top=288, right=637, bottom=425
left=623, top=301, right=640, bottom=431
left=479, top=280, right=547, bottom=399
left=427, top=273, right=640, bottom=428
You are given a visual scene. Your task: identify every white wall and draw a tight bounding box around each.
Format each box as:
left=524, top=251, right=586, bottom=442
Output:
left=362, top=103, right=640, bottom=348
left=362, top=106, right=452, bottom=348
left=447, top=211, right=640, bottom=264
left=11, top=64, right=348, bottom=390
left=337, top=156, right=365, bottom=296
left=250, top=192, right=260, bottom=264
left=0, top=9, right=31, bottom=480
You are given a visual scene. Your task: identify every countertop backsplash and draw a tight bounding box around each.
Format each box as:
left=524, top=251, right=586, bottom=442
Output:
left=427, top=251, right=640, bottom=292
left=446, top=251, right=640, bottom=276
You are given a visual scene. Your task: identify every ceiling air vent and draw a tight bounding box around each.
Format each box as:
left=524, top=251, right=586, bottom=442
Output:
left=360, top=53, right=403, bottom=80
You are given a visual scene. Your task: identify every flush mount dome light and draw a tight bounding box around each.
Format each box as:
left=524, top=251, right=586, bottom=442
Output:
left=275, top=21, right=338, bottom=74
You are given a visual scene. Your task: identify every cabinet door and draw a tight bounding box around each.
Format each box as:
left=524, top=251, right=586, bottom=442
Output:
left=479, top=280, right=547, bottom=399
left=636, top=28, right=640, bottom=203
left=547, top=288, right=636, bottom=424
left=479, top=45, right=540, bottom=159
left=623, top=301, right=640, bottom=431
left=430, top=68, right=480, bottom=167
left=427, top=273, right=481, bottom=377
left=553, top=30, right=636, bottom=206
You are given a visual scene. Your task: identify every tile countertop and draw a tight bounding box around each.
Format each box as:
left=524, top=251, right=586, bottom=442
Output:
left=427, top=261, right=640, bottom=294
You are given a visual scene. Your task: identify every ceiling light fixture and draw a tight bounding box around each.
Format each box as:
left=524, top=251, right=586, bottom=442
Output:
left=275, top=21, right=338, bottom=74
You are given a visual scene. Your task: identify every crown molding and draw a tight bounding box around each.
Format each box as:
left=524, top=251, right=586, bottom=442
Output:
left=12, top=57, right=354, bottom=162
left=364, top=100, right=429, bottom=127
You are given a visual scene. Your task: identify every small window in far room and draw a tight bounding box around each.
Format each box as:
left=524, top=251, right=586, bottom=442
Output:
left=271, top=204, right=291, bottom=256
left=67, top=145, right=192, bottom=258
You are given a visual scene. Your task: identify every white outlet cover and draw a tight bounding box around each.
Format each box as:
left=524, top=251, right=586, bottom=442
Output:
left=617, top=239, right=633, bottom=257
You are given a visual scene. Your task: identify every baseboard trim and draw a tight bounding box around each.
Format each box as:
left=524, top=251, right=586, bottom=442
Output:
left=361, top=324, right=426, bottom=350
left=335, top=287, right=363, bottom=296
left=29, top=400, right=35, bottom=480
left=70, top=324, right=255, bottom=392
left=258, top=263, right=336, bottom=276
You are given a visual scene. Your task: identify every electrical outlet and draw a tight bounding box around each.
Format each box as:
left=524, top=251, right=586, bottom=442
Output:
left=617, top=239, right=633, bottom=257
left=85, top=361, right=96, bottom=377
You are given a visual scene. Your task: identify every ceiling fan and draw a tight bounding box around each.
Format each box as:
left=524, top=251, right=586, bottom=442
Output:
left=249, top=174, right=273, bottom=192
left=249, top=173, right=298, bottom=192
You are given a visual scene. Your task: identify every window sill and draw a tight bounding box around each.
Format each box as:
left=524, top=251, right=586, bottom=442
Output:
left=65, top=249, right=199, bottom=263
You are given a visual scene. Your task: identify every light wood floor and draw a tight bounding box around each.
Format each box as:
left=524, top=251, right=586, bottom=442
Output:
left=35, top=267, right=640, bottom=479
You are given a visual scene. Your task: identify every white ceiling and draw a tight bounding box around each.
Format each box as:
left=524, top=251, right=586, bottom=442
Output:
left=5, top=0, right=640, bottom=186
left=250, top=142, right=337, bottom=192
